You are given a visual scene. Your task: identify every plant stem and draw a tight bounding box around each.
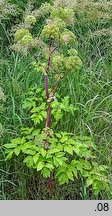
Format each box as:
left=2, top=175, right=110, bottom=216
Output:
left=44, top=38, right=53, bottom=129
left=44, top=39, right=54, bottom=193
left=51, top=73, right=67, bottom=97
left=45, top=69, right=51, bottom=128
left=46, top=102, right=50, bottom=128
left=47, top=175, right=54, bottom=194
left=45, top=75, right=49, bottom=100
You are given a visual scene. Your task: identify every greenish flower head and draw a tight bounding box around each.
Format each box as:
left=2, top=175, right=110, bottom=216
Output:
left=41, top=18, right=66, bottom=41
left=52, top=53, right=82, bottom=73
left=65, top=56, right=82, bottom=71
left=14, top=28, right=33, bottom=48
left=51, top=7, right=75, bottom=25
left=52, top=54, right=64, bottom=70
left=24, top=15, right=36, bottom=25
left=39, top=2, right=52, bottom=16
left=14, top=29, right=29, bottom=42
left=33, top=61, right=47, bottom=75
left=21, top=33, right=33, bottom=46
left=61, top=30, right=76, bottom=45
left=68, top=48, right=78, bottom=56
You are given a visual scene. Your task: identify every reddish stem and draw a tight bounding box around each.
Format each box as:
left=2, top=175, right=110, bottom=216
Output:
left=51, top=73, right=67, bottom=97
left=47, top=175, right=54, bottom=194
left=44, top=38, right=55, bottom=129
left=45, top=73, right=51, bottom=128
left=44, top=39, right=56, bottom=194
left=45, top=102, right=50, bottom=128
left=45, top=75, right=49, bottom=100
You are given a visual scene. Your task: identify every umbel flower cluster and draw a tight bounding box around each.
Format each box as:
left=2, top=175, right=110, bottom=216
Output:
left=12, top=0, right=82, bottom=75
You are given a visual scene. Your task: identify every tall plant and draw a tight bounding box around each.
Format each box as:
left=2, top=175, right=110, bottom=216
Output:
left=4, top=0, right=109, bottom=195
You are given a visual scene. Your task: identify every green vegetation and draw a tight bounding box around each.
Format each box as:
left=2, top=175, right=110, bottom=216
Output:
left=0, top=0, right=112, bottom=200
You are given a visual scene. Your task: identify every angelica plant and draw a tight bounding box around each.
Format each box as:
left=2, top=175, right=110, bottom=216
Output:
left=4, top=0, right=110, bottom=195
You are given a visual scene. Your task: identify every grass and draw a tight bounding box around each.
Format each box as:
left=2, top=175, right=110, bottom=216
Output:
left=0, top=0, right=112, bottom=200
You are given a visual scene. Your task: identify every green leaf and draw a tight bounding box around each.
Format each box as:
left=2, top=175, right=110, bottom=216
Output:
left=52, top=110, right=63, bottom=121
left=55, top=133, right=62, bottom=138
left=62, top=96, right=69, bottom=107
left=49, top=137, right=58, bottom=144
left=66, top=170, right=74, bottom=181
left=23, top=156, right=33, bottom=167
left=80, top=159, right=92, bottom=170
left=58, top=173, right=68, bottom=185
left=21, top=127, right=33, bottom=135
left=41, top=90, right=46, bottom=98
left=33, top=153, right=40, bottom=164
left=73, top=146, right=80, bottom=155
left=41, top=167, right=51, bottom=178
left=40, top=148, right=46, bottom=157
left=21, top=137, right=26, bottom=144
left=86, top=176, right=94, bottom=187
left=82, top=170, right=89, bottom=177
left=93, top=174, right=108, bottom=183
left=39, top=102, right=46, bottom=110
left=92, top=162, right=99, bottom=167
left=31, top=107, right=39, bottom=113
left=22, top=100, right=33, bottom=109
left=4, top=143, right=17, bottom=149
left=60, top=136, right=68, bottom=143
left=56, top=152, right=65, bottom=158
left=64, top=145, right=73, bottom=155
left=14, top=146, right=21, bottom=156
left=56, top=157, right=63, bottom=166
left=53, top=157, right=59, bottom=167
left=41, top=111, right=47, bottom=118
left=36, top=88, right=42, bottom=94
left=54, top=156, right=67, bottom=167
left=38, top=115, right=43, bottom=121
left=72, top=169, right=78, bottom=178
left=98, top=165, right=108, bottom=172
left=6, top=150, right=13, bottom=159
left=71, top=160, right=83, bottom=172
left=11, top=138, right=23, bottom=144
left=22, top=149, right=36, bottom=155
left=75, top=162, right=82, bottom=171
left=31, top=114, right=40, bottom=123
left=49, top=148, right=60, bottom=154
left=56, top=167, right=67, bottom=177
left=51, top=101, right=59, bottom=108
left=70, top=160, right=77, bottom=166
left=46, top=163, right=54, bottom=170
left=32, top=129, right=40, bottom=136
left=37, top=161, right=45, bottom=171
left=46, top=153, right=52, bottom=159
left=92, top=180, right=103, bottom=190
left=35, top=134, right=45, bottom=145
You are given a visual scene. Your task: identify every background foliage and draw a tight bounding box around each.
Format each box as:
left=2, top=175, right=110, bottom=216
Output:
left=0, top=0, right=112, bottom=199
